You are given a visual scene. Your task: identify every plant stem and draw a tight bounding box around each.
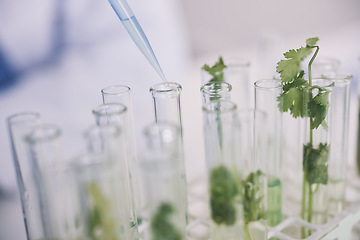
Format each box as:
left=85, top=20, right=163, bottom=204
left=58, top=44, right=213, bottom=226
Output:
left=308, top=45, right=319, bottom=145
left=308, top=46, right=319, bottom=86
left=301, top=172, right=307, bottom=238
left=244, top=223, right=253, bottom=240
left=307, top=182, right=313, bottom=235
left=300, top=46, right=319, bottom=237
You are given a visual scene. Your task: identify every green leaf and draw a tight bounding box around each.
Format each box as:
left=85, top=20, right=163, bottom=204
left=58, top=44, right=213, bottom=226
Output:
left=276, top=37, right=322, bottom=121
left=313, top=89, right=330, bottom=106
left=282, top=73, right=306, bottom=92
left=87, top=182, right=118, bottom=240
left=308, top=87, right=330, bottom=129
left=306, top=37, right=319, bottom=47
left=210, top=165, right=239, bottom=225
left=281, top=87, right=306, bottom=118
left=303, top=143, right=329, bottom=185
left=276, top=59, right=300, bottom=83
left=202, top=57, right=229, bottom=103
left=202, top=56, right=227, bottom=81
left=151, top=203, right=182, bottom=240
left=243, top=170, right=266, bottom=224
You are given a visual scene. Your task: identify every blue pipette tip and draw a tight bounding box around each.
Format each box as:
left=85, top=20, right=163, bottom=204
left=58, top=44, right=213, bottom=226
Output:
left=107, top=0, right=167, bottom=82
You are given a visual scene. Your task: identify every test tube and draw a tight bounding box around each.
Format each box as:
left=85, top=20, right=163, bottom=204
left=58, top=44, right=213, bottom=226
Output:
left=140, top=122, right=187, bottom=240
left=72, top=124, right=139, bottom=239
left=101, top=85, right=142, bottom=224
left=254, top=79, right=283, bottom=226
left=7, top=112, right=43, bottom=239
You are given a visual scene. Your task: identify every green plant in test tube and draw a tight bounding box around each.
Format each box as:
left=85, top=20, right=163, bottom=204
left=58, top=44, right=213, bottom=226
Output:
left=87, top=181, right=117, bottom=239
left=276, top=37, right=332, bottom=238
left=203, top=59, right=240, bottom=229
left=150, top=203, right=182, bottom=240
left=203, top=59, right=266, bottom=240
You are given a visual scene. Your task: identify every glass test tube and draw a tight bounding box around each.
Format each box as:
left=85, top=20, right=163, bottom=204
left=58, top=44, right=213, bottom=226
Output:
left=301, top=79, right=334, bottom=227
left=201, top=58, right=251, bottom=110
left=254, top=79, right=282, bottom=227
left=26, top=124, right=80, bottom=239
left=149, top=82, right=188, bottom=221
left=223, top=59, right=251, bottom=110
left=7, top=112, right=43, bottom=239
left=92, top=103, right=138, bottom=231
left=140, top=122, right=187, bottom=240
left=311, top=57, right=340, bottom=78
left=150, top=82, right=183, bottom=132
left=324, top=73, right=352, bottom=212
left=200, top=82, right=232, bottom=106
left=202, top=100, right=244, bottom=240
left=72, top=124, right=139, bottom=239
left=238, top=110, right=267, bottom=240
left=101, top=85, right=142, bottom=223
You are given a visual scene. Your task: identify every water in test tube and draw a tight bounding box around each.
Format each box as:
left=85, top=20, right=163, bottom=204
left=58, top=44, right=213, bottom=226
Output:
left=107, top=0, right=167, bottom=82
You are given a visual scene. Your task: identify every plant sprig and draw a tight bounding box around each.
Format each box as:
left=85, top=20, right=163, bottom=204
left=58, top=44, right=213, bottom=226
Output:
left=277, top=37, right=331, bottom=130
left=151, top=203, right=182, bottom=240
left=303, top=143, right=329, bottom=185
left=87, top=182, right=117, bottom=240
left=202, top=57, right=227, bottom=84
left=210, top=165, right=239, bottom=225
left=243, top=170, right=266, bottom=225
left=277, top=37, right=332, bottom=234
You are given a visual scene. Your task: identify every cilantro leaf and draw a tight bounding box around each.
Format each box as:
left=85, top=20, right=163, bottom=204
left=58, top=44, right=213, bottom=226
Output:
left=306, top=37, right=319, bottom=47
left=243, top=170, right=266, bottom=224
left=303, top=143, right=329, bottom=185
left=202, top=57, right=228, bottom=102
left=276, top=42, right=314, bottom=84
left=276, top=37, right=327, bottom=127
left=307, top=87, right=330, bottom=129
left=87, top=181, right=117, bottom=240
left=279, top=87, right=306, bottom=118
left=276, top=59, right=300, bottom=83
left=210, top=165, right=239, bottom=225
left=151, top=203, right=182, bottom=240
left=202, top=57, right=227, bottom=84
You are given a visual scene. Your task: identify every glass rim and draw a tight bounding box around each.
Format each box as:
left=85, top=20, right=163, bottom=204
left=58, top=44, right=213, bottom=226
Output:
left=200, top=81, right=232, bottom=94
left=101, top=85, right=131, bottom=95
left=149, top=82, right=182, bottom=96
left=254, top=79, right=282, bottom=90
left=7, top=112, right=40, bottom=125
left=25, top=124, right=61, bottom=144
left=202, top=100, right=237, bottom=114
left=92, top=103, right=127, bottom=117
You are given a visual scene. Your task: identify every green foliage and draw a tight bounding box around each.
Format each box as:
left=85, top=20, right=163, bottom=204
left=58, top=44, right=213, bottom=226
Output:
left=276, top=37, right=330, bottom=130
left=87, top=182, right=117, bottom=240
left=202, top=57, right=227, bottom=84
left=306, top=37, right=320, bottom=47
left=209, top=165, right=239, bottom=225
left=276, top=37, right=331, bottom=228
left=202, top=57, right=228, bottom=102
left=303, top=143, right=329, bottom=185
left=308, top=87, right=330, bottom=129
left=243, top=170, right=266, bottom=224
left=151, top=203, right=182, bottom=240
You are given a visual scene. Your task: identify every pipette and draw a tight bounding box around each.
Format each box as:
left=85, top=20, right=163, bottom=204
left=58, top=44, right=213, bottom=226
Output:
left=107, top=0, right=167, bottom=82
